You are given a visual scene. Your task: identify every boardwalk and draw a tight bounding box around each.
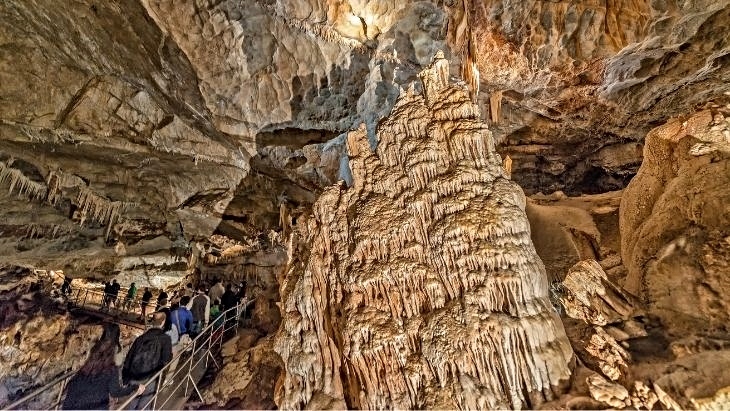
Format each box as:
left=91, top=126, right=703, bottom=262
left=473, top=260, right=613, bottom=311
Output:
left=2, top=271, right=252, bottom=410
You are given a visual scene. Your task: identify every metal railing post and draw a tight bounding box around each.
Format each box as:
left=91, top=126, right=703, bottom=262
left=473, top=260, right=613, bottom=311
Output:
left=150, top=373, right=162, bottom=410
left=184, top=338, right=196, bottom=397
left=54, top=376, right=68, bottom=410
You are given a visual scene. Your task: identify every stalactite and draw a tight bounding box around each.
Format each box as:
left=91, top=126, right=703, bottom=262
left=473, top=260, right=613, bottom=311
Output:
left=23, top=223, right=73, bottom=240
left=502, top=154, right=513, bottom=179
left=0, top=161, right=48, bottom=202
left=46, top=170, right=85, bottom=206
left=275, top=52, right=573, bottom=410
left=490, top=90, right=503, bottom=124
left=75, top=186, right=128, bottom=239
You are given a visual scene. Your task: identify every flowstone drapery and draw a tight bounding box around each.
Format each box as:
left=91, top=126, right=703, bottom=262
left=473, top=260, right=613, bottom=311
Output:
left=274, top=54, right=574, bottom=410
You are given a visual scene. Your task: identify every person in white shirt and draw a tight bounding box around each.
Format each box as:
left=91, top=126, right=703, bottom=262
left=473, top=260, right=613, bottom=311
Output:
left=208, top=279, right=225, bottom=305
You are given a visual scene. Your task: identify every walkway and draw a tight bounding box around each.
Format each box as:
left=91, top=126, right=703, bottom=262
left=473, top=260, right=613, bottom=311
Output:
left=2, top=270, right=253, bottom=410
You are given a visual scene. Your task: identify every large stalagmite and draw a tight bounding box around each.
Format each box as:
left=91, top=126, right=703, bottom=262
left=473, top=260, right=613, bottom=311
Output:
left=275, top=53, right=574, bottom=409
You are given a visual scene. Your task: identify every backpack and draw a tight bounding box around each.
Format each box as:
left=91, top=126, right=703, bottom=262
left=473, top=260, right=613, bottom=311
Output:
left=124, top=331, right=162, bottom=381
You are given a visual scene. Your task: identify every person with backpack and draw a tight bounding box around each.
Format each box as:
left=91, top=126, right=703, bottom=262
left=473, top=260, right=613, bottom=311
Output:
left=188, top=286, right=210, bottom=336
left=139, top=287, right=153, bottom=321
left=122, top=312, right=172, bottom=410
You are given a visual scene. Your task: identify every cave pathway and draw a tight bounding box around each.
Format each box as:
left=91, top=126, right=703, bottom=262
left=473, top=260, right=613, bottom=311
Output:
left=4, top=276, right=254, bottom=411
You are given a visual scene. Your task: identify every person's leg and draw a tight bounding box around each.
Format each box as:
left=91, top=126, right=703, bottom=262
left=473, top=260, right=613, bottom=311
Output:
left=164, top=344, right=181, bottom=386
left=127, top=379, right=157, bottom=410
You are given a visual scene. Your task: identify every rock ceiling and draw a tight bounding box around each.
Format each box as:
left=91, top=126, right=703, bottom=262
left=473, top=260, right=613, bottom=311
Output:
left=1, top=0, right=728, bottom=275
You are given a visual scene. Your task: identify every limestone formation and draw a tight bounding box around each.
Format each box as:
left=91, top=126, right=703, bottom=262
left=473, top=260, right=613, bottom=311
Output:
left=587, top=374, right=630, bottom=409
left=275, top=54, right=573, bottom=410
left=559, top=260, right=640, bottom=327
left=620, top=108, right=730, bottom=333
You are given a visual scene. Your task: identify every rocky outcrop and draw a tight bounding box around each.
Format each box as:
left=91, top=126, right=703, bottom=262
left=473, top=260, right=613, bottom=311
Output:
left=274, top=55, right=573, bottom=409
left=203, top=333, right=283, bottom=409
left=560, top=260, right=640, bottom=327
left=620, top=108, right=730, bottom=333
left=1, top=0, right=728, bottom=287
left=465, top=1, right=730, bottom=195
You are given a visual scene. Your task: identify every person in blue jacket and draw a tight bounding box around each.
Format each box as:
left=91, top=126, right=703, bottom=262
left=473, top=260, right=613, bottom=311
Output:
left=170, top=295, right=193, bottom=336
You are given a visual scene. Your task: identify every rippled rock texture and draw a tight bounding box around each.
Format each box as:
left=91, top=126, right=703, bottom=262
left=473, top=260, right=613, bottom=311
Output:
left=620, top=107, right=730, bottom=333
left=274, top=57, right=573, bottom=409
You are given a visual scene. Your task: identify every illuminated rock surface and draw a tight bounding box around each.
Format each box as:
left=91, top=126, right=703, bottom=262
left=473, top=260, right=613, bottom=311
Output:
left=274, top=56, right=574, bottom=409
left=0, top=0, right=729, bottom=409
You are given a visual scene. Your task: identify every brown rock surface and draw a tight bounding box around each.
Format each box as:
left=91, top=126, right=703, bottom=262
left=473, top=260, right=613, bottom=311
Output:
left=274, top=55, right=573, bottom=409
left=620, top=108, right=730, bottom=333
left=203, top=334, right=282, bottom=410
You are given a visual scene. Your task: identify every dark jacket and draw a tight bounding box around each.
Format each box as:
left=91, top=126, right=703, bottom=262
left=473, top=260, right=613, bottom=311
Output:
left=221, top=290, right=237, bottom=311
left=62, top=366, right=137, bottom=410
left=122, top=328, right=172, bottom=383
left=110, top=282, right=120, bottom=297
left=157, top=307, right=172, bottom=332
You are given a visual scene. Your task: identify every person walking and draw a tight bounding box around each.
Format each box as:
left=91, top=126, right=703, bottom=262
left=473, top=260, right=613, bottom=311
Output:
left=155, top=290, right=168, bottom=311
left=124, top=282, right=137, bottom=312
left=221, top=284, right=237, bottom=311
left=122, top=312, right=172, bottom=410
left=208, top=279, right=224, bottom=306
left=163, top=296, right=195, bottom=387
left=183, top=282, right=195, bottom=298
left=189, top=286, right=210, bottom=336
left=61, top=276, right=72, bottom=295
left=153, top=298, right=175, bottom=342
left=109, top=280, right=121, bottom=310
left=101, top=281, right=112, bottom=311
left=236, top=280, right=247, bottom=300
left=62, top=324, right=145, bottom=409
left=220, top=284, right=238, bottom=333
left=170, top=296, right=193, bottom=337
left=139, top=287, right=153, bottom=321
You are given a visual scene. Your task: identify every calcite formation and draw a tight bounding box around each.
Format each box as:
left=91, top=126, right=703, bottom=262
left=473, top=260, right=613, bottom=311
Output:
left=560, top=260, right=639, bottom=327
left=275, top=54, right=573, bottom=409
left=620, top=108, right=730, bottom=332
left=0, top=160, right=47, bottom=202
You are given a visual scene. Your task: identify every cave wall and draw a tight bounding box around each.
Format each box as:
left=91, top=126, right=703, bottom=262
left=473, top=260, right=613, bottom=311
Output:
left=620, top=107, right=730, bottom=333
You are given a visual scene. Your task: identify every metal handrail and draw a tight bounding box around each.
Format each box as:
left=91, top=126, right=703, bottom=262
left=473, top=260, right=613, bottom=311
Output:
left=1, top=278, right=254, bottom=411
left=2, top=300, right=253, bottom=411
left=115, top=299, right=254, bottom=410
left=2, top=370, right=75, bottom=410
left=69, top=288, right=155, bottom=328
